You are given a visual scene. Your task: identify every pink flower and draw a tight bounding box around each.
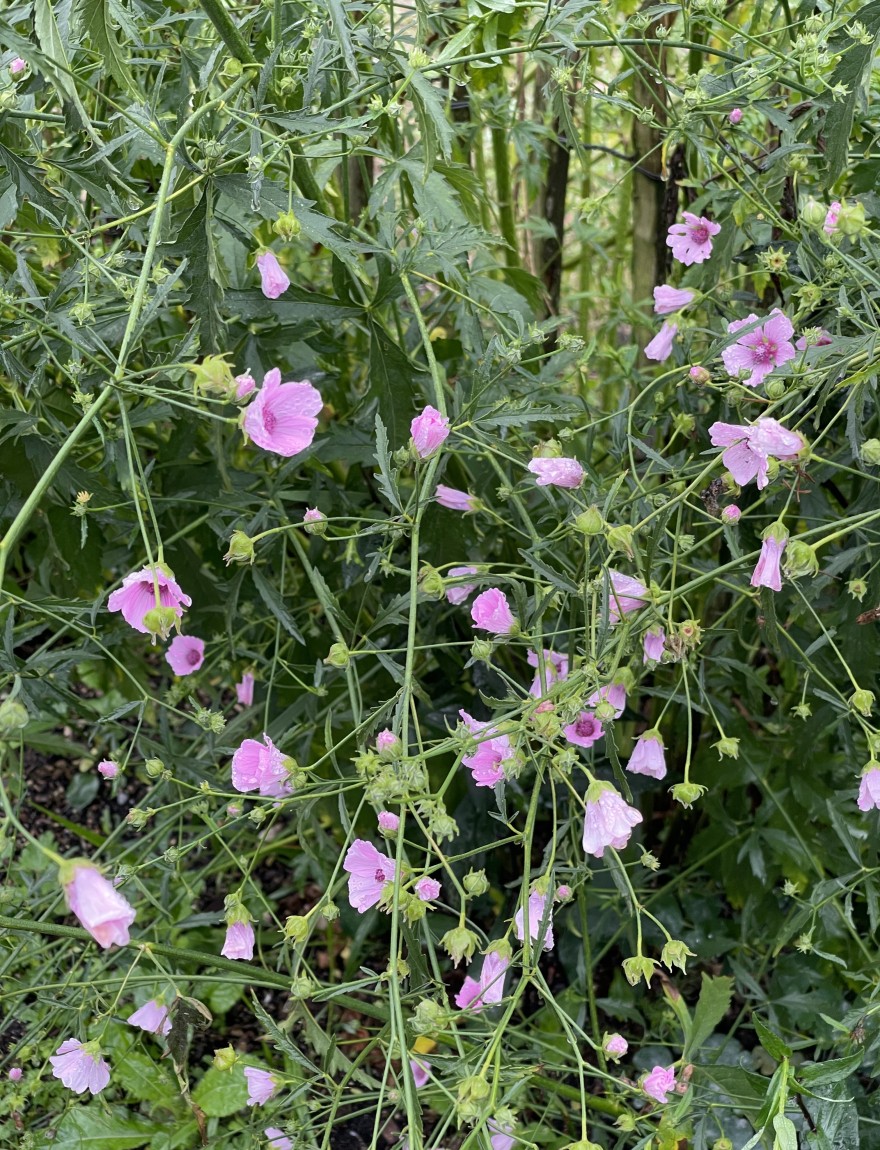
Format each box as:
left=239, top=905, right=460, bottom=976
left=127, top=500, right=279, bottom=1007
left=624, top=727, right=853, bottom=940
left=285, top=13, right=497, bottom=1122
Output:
left=459, top=709, right=516, bottom=787
left=376, top=729, right=401, bottom=756
left=527, top=648, right=569, bottom=696
left=666, top=212, right=721, bottom=265
left=515, top=890, right=554, bottom=951
left=604, top=1033, right=628, bottom=1057
left=471, top=588, right=516, bottom=633
left=49, top=1039, right=110, bottom=1095
left=729, top=107, right=743, bottom=124
left=527, top=457, right=585, bottom=488
left=236, top=672, right=255, bottom=706
left=750, top=530, right=788, bottom=592
left=410, top=1058, right=430, bottom=1088
left=63, top=862, right=136, bottom=948
left=824, top=201, right=841, bottom=235
left=97, top=759, right=119, bottom=779
left=165, top=634, right=205, bottom=676
left=415, top=877, right=441, bottom=901
left=721, top=310, right=795, bottom=388
left=489, top=1122, right=515, bottom=1150
left=608, top=570, right=648, bottom=622
left=231, top=734, right=292, bottom=798
left=9, top=1067, right=22, bottom=1081
left=128, top=999, right=172, bottom=1036
left=708, top=417, right=803, bottom=490
left=643, top=626, right=666, bottom=663
left=235, top=371, right=256, bottom=399
left=108, top=565, right=191, bottom=635
left=242, top=368, right=322, bottom=458
left=653, top=285, right=695, bottom=314
left=9, top=57, right=26, bottom=75
left=643, top=1064, right=676, bottom=1103
left=222, top=921, right=255, bottom=960
left=455, top=951, right=510, bottom=1011
left=435, top=485, right=477, bottom=511
left=582, top=784, right=643, bottom=857
left=689, top=365, right=711, bottom=384
left=378, top=811, right=400, bottom=833
left=257, top=251, right=290, bottom=299
left=721, top=505, right=741, bottom=524
left=447, top=565, right=479, bottom=606
left=410, top=405, right=450, bottom=458
left=587, top=682, right=627, bottom=718
left=265, top=1130, right=293, bottom=1150
left=795, top=328, right=832, bottom=351
left=563, top=712, right=605, bottom=749
left=245, top=1067, right=278, bottom=1106
left=343, top=839, right=396, bottom=912
left=627, top=731, right=667, bottom=779
left=644, top=322, right=677, bottom=362
left=858, top=767, right=880, bottom=812
left=303, top=507, right=325, bottom=530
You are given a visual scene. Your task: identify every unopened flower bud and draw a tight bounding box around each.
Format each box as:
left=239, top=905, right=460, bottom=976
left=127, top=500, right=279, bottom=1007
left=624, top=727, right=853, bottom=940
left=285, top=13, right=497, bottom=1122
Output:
left=689, top=365, right=711, bottom=385
left=593, top=698, right=617, bottom=723
left=143, top=606, right=179, bottom=642
left=471, top=638, right=494, bottom=662
left=411, top=998, right=446, bottom=1036
left=555, top=884, right=573, bottom=902
left=456, top=1073, right=490, bottom=1120
left=861, top=439, right=880, bottom=466
left=190, top=354, right=235, bottom=398
left=850, top=688, right=875, bottom=718
left=784, top=541, right=819, bottom=579
left=224, top=530, right=256, bottom=565
left=801, top=198, right=827, bottom=228
left=673, top=412, right=695, bottom=436
left=419, top=564, right=446, bottom=600
left=712, top=736, right=740, bottom=759
left=440, top=926, right=479, bottom=966
left=302, top=507, right=326, bottom=536
left=603, top=1032, right=628, bottom=1060
left=284, top=915, right=309, bottom=944
left=575, top=506, right=604, bottom=536
left=661, top=938, right=696, bottom=973
left=463, top=869, right=489, bottom=896
left=213, top=1045, right=238, bottom=1071
left=621, top=954, right=657, bottom=987
left=273, top=211, right=301, bottom=240
left=606, top=524, right=636, bottom=559
left=765, top=379, right=786, bottom=400
left=837, top=201, right=867, bottom=236
left=0, top=698, right=29, bottom=733
left=325, top=642, right=351, bottom=668
left=144, top=758, right=165, bottom=777
left=721, top=505, right=741, bottom=524
left=670, top=781, right=707, bottom=807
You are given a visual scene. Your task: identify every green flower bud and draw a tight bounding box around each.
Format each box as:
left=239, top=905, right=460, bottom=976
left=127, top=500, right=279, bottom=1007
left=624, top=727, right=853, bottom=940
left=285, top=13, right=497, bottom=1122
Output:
left=302, top=508, right=326, bottom=536
left=561, top=1142, right=604, bottom=1150
left=670, top=781, right=707, bottom=807
left=325, top=642, right=351, bottom=668
left=289, top=974, right=317, bottom=999
left=792, top=702, right=812, bottom=720
left=440, top=926, right=479, bottom=966
left=850, top=688, right=875, bottom=718
left=321, top=899, right=339, bottom=922
left=848, top=579, right=869, bottom=602
left=456, top=1073, right=490, bottom=1121
left=801, top=198, right=827, bottom=228
left=284, top=915, right=310, bottom=944
left=189, top=354, right=235, bottom=398
left=0, top=698, right=29, bottom=733
left=273, top=211, right=301, bottom=241
left=621, top=954, right=658, bottom=987
left=712, top=1140, right=734, bottom=1150
left=784, top=540, right=819, bottom=579
left=593, top=698, right=617, bottom=723
left=575, top=506, right=605, bottom=536
left=606, top=524, right=636, bottom=559
left=713, top=736, right=740, bottom=759
left=418, top=564, right=446, bottom=600
left=411, top=998, right=447, bottom=1036
left=221, top=57, right=243, bottom=78
left=143, top=606, right=179, bottom=642
left=463, top=869, right=489, bottom=896
left=862, top=439, right=880, bottom=466
left=471, top=638, right=494, bottom=662
left=224, top=530, right=256, bottom=565
left=661, top=938, right=696, bottom=973
left=765, top=379, right=786, bottom=400
left=837, top=201, right=867, bottom=236
left=673, top=412, right=695, bottom=436
left=212, top=1045, right=238, bottom=1071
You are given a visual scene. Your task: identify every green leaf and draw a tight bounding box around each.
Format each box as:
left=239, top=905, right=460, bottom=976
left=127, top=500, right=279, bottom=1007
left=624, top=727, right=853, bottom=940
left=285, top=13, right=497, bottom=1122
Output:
left=191, top=1064, right=250, bottom=1118
left=684, top=974, right=734, bottom=1061
left=823, top=2, right=880, bottom=187
left=0, top=143, right=62, bottom=224
left=252, top=568, right=304, bottom=643
left=34, top=0, right=80, bottom=103
left=373, top=414, right=403, bottom=512
left=47, top=1105, right=157, bottom=1150
left=772, top=1114, right=798, bottom=1150
left=73, top=0, right=137, bottom=93
left=753, top=1015, right=792, bottom=1062
left=249, top=992, right=320, bottom=1076
left=325, top=0, right=358, bottom=79
left=113, top=1051, right=178, bottom=1105
left=796, top=1050, right=863, bottom=1087
left=159, top=188, right=226, bottom=353
left=369, top=321, right=422, bottom=450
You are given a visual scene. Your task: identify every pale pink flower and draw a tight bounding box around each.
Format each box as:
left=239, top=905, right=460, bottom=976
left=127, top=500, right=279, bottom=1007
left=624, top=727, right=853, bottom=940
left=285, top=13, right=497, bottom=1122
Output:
left=245, top=1067, right=278, bottom=1106
left=231, top=734, right=292, bottom=798
left=824, top=201, right=841, bottom=235
left=303, top=507, right=325, bottom=528
left=63, top=863, right=136, bottom=948
left=627, top=731, right=667, bottom=780
left=235, top=371, right=256, bottom=399
left=265, top=1130, right=293, bottom=1150
left=471, top=588, right=516, bottom=633
left=563, top=712, right=604, bottom=749
left=9, top=57, right=26, bottom=75
left=796, top=328, right=832, bottom=351
left=608, top=570, right=648, bottom=622
left=489, top=1122, right=515, bottom=1150
left=721, top=505, right=741, bottom=524
left=459, top=709, right=515, bottom=787
left=108, top=565, right=191, bottom=634
left=410, top=405, right=450, bottom=458
left=729, top=108, right=742, bottom=124
left=527, top=648, right=569, bottom=696
left=644, top=322, right=677, bottom=362
left=583, top=785, right=643, bottom=857
left=643, top=1064, right=676, bottom=1103
left=858, top=767, right=880, bottom=812
left=9, top=1067, right=22, bottom=1081
left=721, top=310, right=795, bottom=388
left=376, top=729, right=401, bottom=756
left=242, top=368, right=322, bottom=458
left=415, top=877, right=441, bottom=901
left=128, top=999, right=172, bottom=1037
left=587, top=682, right=627, bottom=718
left=165, top=634, right=205, bottom=676
left=653, top=285, right=695, bottom=314
left=455, top=951, right=510, bottom=1011
left=447, top=565, right=479, bottom=606
left=666, top=212, right=720, bottom=265
left=527, top=457, right=585, bottom=488
left=750, top=533, right=787, bottom=592
left=343, top=839, right=396, bottom=912
left=222, top=921, right=255, bottom=960
left=97, top=759, right=118, bottom=779
left=256, top=251, right=290, bottom=299
left=236, top=672, right=255, bottom=706
left=689, top=365, right=711, bottom=384
left=643, top=626, right=665, bottom=663
left=378, top=811, right=400, bottom=833
left=604, top=1033, right=628, bottom=1057
left=515, top=890, right=554, bottom=951
left=410, top=1058, right=431, bottom=1088
left=708, top=417, right=803, bottom=490
left=435, top=484, right=477, bottom=512
left=49, top=1039, right=110, bottom=1095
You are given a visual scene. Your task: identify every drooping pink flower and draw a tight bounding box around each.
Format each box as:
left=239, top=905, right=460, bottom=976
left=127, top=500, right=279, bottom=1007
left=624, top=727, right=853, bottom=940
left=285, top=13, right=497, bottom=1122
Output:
left=242, top=368, right=322, bottom=458
left=627, top=731, right=667, bottom=779
left=459, top=709, right=515, bottom=787
left=489, top=1121, right=515, bottom=1150
left=97, top=759, right=119, bottom=779
left=653, top=285, right=695, bottom=314
left=515, top=890, right=554, bottom=951
left=729, top=107, right=743, bottom=124
left=446, top=565, right=479, bottom=606
left=235, top=371, right=256, bottom=399
left=343, top=839, right=396, bottom=913
left=265, top=1130, right=293, bottom=1150
left=410, top=1058, right=430, bottom=1088
left=165, top=635, right=205, bottom=676
left=643, top=626, right=666, bottom=663
left=563, top=712, right=605, bottom=749
left=49, top=1039, right=110, bottom=1095
left=222, top=921, right=255, bottom=960
left=471, top=588, right=516, bottom=634
left=527, top=457, right=585, bottom=488
left=750, top=530, right=788, bottom=592
left=644, top=322, right=678, bottom=362
left=605, top=1033, right=628, bottom=1058
left=708, top=417, right=804, bottom=490
left=9, top=1067, right=23, bottom=1081
left=231, top=734, right=292, bottom=798
left=257, top=251, right=290, bottom=299
left=378, top=811, right=400, bottom=833
left=721, top=310, right=796, bottom=388
left=455, top=951, right=510, bottom=1011
left=666, top=212, right=721, bottom=265
left=410, top=405, right=450, bottom=458
left=415, top=877, right=441, bottom=901
left=108, top=565, right=191, bottom=635
left=795, top=328, right=832, bottom=351
left=582, top=784, right=643, bottom=857
left=435, top=485, right=477, bottom=512
left=245, top=1067, right=278, bottom=1106
left=587, top=682, right=627, bottom=718
left=824, top=201, right=841, bottom=236
left=608, top=570, right=649, bottom=622
left=62, top=862, right=136, bottom=948
left=643, top=1064, right=676, bottom=1103
left=527, top=648, right=569, bottom=697
left=128, top=999, right=172, bottom=1037
left=721, top=505, right=741, bottom=524
left=236, top=672, right=255, bottom=706
left=858, top=767, right=880, bottom=812
left=9, top=57, right=26, bottom=75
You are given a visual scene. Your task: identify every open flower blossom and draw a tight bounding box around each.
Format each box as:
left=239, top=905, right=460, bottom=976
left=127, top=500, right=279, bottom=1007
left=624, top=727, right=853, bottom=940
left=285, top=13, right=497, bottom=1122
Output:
left=242, top=368, right=322, bottom=458
left=165, top=634, right=205, bottom=676
left=459, top=709, right=517, bottom=787
left=666, top=212, right=720, bottom=265
left=236, top=672, right=255, bottom=706
left=446, top=565, right=478, bottom=606
left=471, top=588, right=516, bottom=633
left=858, top=766, right=880, bottom=812
left=515, top=890, right=554, bottom=951
left=653, top=285, right=695, bottom=314
left=108, top=564, right=191, bottom=635
left=527, top=648, right=569, bottom=696
left=62, top=862, right=136, bottom=948
left=455, top=950, right=510, bottom=1011
left=527, top=456, right=585, bottom=488
left=721, top=310, right=795, bottom=388
left=49, top=1039, right=110, bottom=1095
left=410, top=1058, right=430, bottom=1088
left=97, top=759, right=119, bottom=779
left=435, top=484, right=477, bottom=512
left=644, top=322, right=677, bottom=362
left=128, top=999, right=172, bottom=1036
left=643, top=1064, right=677, bottom=1103
left=222, top=920, right=255, bottom=960
left=643, top=626, right=666, bottom=663
left=410, top=405, right=450, bottom=458
left=489, top=1121, right=515, bottom=1150
left=415, top=877, right=441, bottom=901
left=563, top=711, right=604, bottom=749
left=750, top=526, right=788, bottom=593
left=231, top=734, right=293, bottom=797
left=245, top=1067, right=279, bottom=1106
left=343, top=839, right=396, bottom=912
left=627, top=730, right=667, bottom=779
left=256, top=251, right=290, bottom=299
left=587, top=682, right=627, bottom=718
left=608, top=570, right=649, bottom=622
left=708, top=417, right=804, bottom=491
left=583, top=782, right=643, bottom=857
left=265, top=1130, right=293, bottom=1150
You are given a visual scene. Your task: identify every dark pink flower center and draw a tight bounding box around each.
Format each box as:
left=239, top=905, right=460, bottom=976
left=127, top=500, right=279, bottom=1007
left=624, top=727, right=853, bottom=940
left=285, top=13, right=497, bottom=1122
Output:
left=690, top=224, right=709, bottom=244
left=576, top=717, right=597, bottom=738
left=752, top=338, right=777, bottom=364
left=187, top=648, right=201, bottom=665
left=374, top=868, right=386, bottom=883
left=263, top=407, right=277, bottom=433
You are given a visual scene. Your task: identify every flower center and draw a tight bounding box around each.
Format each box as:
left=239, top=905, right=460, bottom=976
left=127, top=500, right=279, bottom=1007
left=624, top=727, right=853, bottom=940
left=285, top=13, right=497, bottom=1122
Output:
left=691, top=224, right=709, bottom=244
left=374, top=868, right=386, bottom=883
left=752, top=338, right=777, bottom=364
left=576, top=716, right=597, bottom=737
left=263, top=407, right=277, bottom=433
left=187, top=648, right=201, bottom=665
